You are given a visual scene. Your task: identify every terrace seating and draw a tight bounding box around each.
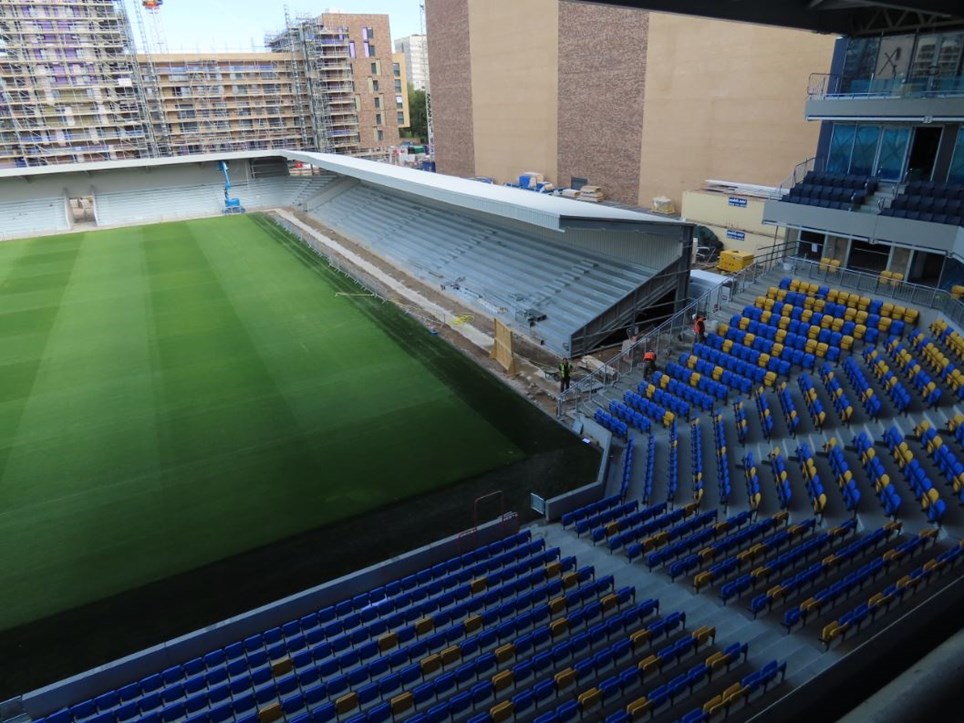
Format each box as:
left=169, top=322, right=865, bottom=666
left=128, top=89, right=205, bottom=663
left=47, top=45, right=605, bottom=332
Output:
left=642, top=434, right=657, bottom=504
left=712, top=413, right=732, bottom=504
left=575, top=501, right=639, bottom=539
left=755, top=391, right=775, bottom=441
left=820, top=540, right=964, bottom=649
left=823, top=438, right=861, bottom=513
left=840, top=358, right=884, bottom=419
left=908, top=331, right=964, bottom=401
left=650, top=369, right=719, bottom=411
left=743, top=452, right=763, bottom=512
left=0, top=195, right=70, bottom=239
left=622, top=390, right=675, bottom=428
left=608, top=400, right=653, bottom=435
left=785, top=172, right=876, bottom=211
left=776, top=277, right=916, bottom=334
left=636, top=381, right=691, bottom=421
left=776, top=384, right=800, bottom=436
left=700, top=336, right=780, bottom=385
left=884, top=337, right=942, bottom=407
left=862, top=348, right=912, bottom=413
left=796, top=374, right=827, bottom=428
left=600, top=503, right=668, bottom=552
left=796, top=443, right=827, bottom=515
left=732, top=401, right=749, bottom=444
left=818, top=363, right=854, bottom=424
left=623, top=503, right=702, bottom=561
left=883, top=426, right=946, bottom=524
left=880, top=181, right=964, bottom=226
left=691, top=420, right=704, bottom=503
left=618, top=437, right=635, bottom=500
left=768, top=448, right=793, bottom=510
left=594, top=410, right=628, bottom=438
left=679, top=349, right=756, bottom=395
left=929, top=318, right=964, bottom=365
left=913, top=421, right=964, bottom=505
left=667, top=422, right=680, bottom=502
left=853, top=432, right=903, bottom=517
left=562, top=497, right=622, bottom=530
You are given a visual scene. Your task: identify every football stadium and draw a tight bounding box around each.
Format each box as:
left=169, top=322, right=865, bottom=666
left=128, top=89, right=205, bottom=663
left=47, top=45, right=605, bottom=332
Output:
left=2, top=1, right=964, bottom=723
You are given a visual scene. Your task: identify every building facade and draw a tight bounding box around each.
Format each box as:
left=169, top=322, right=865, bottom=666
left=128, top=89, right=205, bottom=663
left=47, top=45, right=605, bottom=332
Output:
left=764, top=28, right=964, bottom=290
left=425, top=0, right=835, bottom=209
left=0, top=3, right=408, bottom=167
left=0, top=0, right=155, bottom=167
left=394, top=34, right=429, bottom=91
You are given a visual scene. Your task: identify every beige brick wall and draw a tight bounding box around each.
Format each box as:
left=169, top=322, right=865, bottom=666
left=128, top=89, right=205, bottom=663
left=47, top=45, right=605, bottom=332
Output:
left=558, top=3, right=649, bottom=205
left=425, top=0, right=476, bottom=176
left=323, top=13, right=401, bottom=152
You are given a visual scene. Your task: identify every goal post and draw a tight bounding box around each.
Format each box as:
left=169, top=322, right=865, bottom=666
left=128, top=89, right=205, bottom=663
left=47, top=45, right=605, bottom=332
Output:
left=490, top=319, right=518, bottom=375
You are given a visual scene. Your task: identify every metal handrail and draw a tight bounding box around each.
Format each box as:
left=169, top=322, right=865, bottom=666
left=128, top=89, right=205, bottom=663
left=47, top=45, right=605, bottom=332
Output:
left=807, top=71, right=964, bottom=100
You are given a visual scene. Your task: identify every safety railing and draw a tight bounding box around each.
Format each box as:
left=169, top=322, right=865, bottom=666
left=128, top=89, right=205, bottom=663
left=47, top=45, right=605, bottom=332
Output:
left=808, top=72, right=964, bottom=100
left=556, top=240, right=796, bottom=418
left=773, top=157, right=817, bottom=200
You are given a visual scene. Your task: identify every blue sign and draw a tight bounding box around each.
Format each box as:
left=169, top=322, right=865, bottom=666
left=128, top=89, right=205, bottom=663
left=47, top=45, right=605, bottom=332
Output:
left=728, top=197, right=748, bottom=208
left=726, top=229, right=746, bottom=241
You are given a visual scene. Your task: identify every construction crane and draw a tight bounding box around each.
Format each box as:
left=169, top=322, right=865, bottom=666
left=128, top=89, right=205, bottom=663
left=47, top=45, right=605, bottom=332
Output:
left=419, top=3, right=434, bottom=159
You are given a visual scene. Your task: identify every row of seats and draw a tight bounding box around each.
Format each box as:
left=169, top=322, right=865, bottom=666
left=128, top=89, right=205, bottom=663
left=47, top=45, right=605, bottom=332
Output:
left=562, top=497, right=621, bottom=530
left=908, top=331, right=964, bottom=401
left=720, top=519, right=857, bottom=606
left=691, top=421, right=704, bottom=504
left=743, top=453, right=763, bottom=512
left=666, top=422, right=680, bottom=503
left=840, top=358, right=884, bottom=419
left=777, top=278, right=918, bottom=327
left=719, top=320, right=829, bottom=369
left=596, top=504, right=668, bottom=550
left=573, top=501, right=639, bottom=539
left=818, top=363, right=855, bottom=424
left=612, top=504, right=698, bottom=556
left=949, top=413, right=964, bottom=452
left=797, top=443, right=829, bottom=515
left=883, top=427, right=946, bottom=524
left=903, top=180, right=964, bottom=200
left=732, top=401, right=749, bottom=444
left=674, top=658, right=787, bottom=723
left=820, top=540, right=964, bottom=649
left=642, top=434, right=657, bottom=505
left=913, top=421, right=964, bottom=505
left=823, top=439, right=862, bottom=513
left=594, top=410, right=628, bottom=439
left=622, top=391, right=675, bottom=429
left=884, top=338, right=943, bottom=407
left=692, top=514, right=804, bottom=593
left=751, top=295, right=879, bottom=346
left=755, top=392, right=775, bottom=440
left=762, top=287, right=893, bottom=325
left=882, top=193, right=964, bottom=226
left=637, top=382, right=692, bottom=422
left=747, top=519, right=879, bottom=616
left=854, top=433, right=903, bottom=517
left=786, top=183, right=867, bottom=210
left=678, top=351, right=755, bottom=396
left=618, top=437, right=634, bottom=500
left=712, top=413, right=733, bottom=505
left=608, top=400, right=653, bottom=435
left=645, top=511, right=749, bottom=572
left=659, top=363, right=729, bottom=404
left=702, top=335, right=783, bottom=383
left=802, top=171, right=876, bottom=191
left=650, top=369, right=718, bottom=411
left=797, top=374, right=828, bottom=428
left=929, top=318, right=964, bottom=365
left=768, top=448, right=792, bottom=509
left=679, top=512, right=788, bottom=586
left=862, top=348, right=913, bottom=413
left=781, top=523, right=913, bottom=630
left=718, top=320, right=794, bottom=374
left=776, top=385, right=801, bottom=436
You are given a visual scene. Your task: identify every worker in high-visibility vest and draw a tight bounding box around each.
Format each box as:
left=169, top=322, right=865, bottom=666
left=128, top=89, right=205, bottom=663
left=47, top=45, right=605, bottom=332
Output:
left=559, top=357, right=572, bottom=392
left=693, top=313, right=707, bottom=344
left=642, top=350, right=657, bottom=380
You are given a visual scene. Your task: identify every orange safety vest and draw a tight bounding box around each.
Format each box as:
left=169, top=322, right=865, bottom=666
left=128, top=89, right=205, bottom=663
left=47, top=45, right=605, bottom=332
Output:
left=694, top=317, right=705, bottom=333
left=643, top=351, right=656, bottom=362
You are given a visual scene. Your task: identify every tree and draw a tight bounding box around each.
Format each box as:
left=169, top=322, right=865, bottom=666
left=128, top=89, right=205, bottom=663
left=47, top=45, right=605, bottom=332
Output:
left=405, top=84, right=428, bottom=141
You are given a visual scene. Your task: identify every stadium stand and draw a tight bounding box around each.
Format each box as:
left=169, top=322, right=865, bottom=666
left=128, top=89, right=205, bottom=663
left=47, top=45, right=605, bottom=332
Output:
left=0, top=195, right=70, bottom=239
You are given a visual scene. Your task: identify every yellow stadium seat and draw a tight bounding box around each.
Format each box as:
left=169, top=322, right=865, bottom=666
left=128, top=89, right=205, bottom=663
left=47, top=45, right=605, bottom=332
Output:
left=855, top=310, right=868, bottom=324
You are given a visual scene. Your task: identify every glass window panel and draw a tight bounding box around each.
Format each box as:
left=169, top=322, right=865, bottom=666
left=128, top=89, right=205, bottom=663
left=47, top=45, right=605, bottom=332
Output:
left=877, top=127, right=911, bottom=181
left=827, top=124, right=856, bottom=174
left=948, top=127, right=964, bottom=184
left=850, top=125, right=880, bottom=175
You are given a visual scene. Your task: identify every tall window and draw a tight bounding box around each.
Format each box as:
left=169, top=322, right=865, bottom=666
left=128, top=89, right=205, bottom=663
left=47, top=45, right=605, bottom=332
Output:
left=827, top=124, right=856, bottom=174
left=949, top=127, right=964, bottom=184
left=877, top=127, right=911, bottom=181
left=850, top=126, right=881, bottom=176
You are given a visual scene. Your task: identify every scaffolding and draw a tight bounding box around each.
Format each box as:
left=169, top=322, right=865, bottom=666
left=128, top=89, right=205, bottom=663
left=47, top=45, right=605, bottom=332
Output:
left=266, top=14, right=361, bottom=155
left=0, top=0, right=155, bottom=167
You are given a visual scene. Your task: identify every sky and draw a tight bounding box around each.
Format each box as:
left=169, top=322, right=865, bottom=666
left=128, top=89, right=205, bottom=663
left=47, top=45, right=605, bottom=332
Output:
left=126, top=0, right=423, bottom=53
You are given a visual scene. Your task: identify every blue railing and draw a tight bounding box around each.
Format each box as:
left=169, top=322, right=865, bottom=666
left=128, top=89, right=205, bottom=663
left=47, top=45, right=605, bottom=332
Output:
left=809, top=72, right=964, bottom=100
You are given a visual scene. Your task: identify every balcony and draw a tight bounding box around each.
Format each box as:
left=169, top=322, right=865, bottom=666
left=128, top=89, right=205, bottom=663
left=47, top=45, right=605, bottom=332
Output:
left=806, top=72, right=964, bottom=121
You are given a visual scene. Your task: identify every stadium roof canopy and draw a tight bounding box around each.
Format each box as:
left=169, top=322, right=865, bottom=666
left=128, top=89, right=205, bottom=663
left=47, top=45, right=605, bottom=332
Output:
left=0, top=149, right=681, bottom=234
left=572, top=0, right=964, bottom=36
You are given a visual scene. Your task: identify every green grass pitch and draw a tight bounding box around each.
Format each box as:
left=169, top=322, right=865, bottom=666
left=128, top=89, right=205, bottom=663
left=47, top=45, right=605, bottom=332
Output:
left=0, top=215, right=524, bottom=631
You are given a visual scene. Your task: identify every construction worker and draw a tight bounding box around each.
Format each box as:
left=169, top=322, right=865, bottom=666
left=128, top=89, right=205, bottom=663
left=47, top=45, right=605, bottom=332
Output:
left=559, top=357, right=572, bottom=393
left=693, top=313, right=707, bottom=344
left=643, top=350, right=657, bottom=380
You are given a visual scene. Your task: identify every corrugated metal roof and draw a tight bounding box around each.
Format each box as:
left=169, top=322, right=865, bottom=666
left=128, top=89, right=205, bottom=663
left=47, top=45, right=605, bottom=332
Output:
left=0, top=150, right=279, bottom=179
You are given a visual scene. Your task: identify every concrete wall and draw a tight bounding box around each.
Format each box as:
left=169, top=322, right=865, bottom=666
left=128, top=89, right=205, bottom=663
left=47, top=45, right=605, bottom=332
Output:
left=558, top=3, right=649, bottom=205
left=637, top=15, right=835, bottom=209
left=425, top=0, right=476, bottom=177
left=468, top=0, right=559, bottom=185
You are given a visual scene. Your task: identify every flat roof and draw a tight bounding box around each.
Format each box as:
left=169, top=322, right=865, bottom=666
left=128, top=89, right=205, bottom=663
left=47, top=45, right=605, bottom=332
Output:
left=0, top=150, right=685, bottom=234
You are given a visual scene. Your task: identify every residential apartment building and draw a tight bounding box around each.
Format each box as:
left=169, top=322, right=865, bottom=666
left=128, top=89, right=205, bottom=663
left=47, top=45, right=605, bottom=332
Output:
left=425, top=0, right=836, bottom=209
left=393, top=53, right=410, bottom=130
left=0, top=2, right=408, bottom=167
left=0, top=0, right=155, bottom=167
left=394, top=34, right=429, bottom=91
left=320, top=12, right=402, bottom=151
